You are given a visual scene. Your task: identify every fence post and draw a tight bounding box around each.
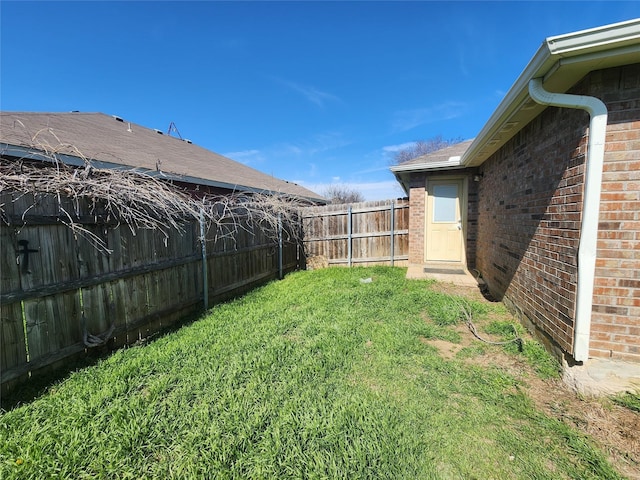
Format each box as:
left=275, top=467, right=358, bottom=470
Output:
left=347, top=205, right=352, bottom=267
left=390, top=200, right=395, bottom=267
left=199, top=209, right=209, bottom=310
left=278, top=213, right=283, bottom=279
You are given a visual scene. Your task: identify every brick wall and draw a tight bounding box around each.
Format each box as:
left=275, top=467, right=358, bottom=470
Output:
left=476, top=107, right=585, bottom=356
left=408, top=174, right=426, bottom=264
left=590, top=64, right=640, bottom=362
left=476, top=64, right=640, bottom=363
left=466, top=176, right=479, bottom=270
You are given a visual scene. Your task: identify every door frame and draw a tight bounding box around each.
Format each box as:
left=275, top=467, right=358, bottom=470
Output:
left=424, top=175, right=468, bottom=264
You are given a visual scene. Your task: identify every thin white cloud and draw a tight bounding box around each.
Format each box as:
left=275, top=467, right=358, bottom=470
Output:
left=382, top=141, right=417, bottom=153
left=276, top=143, right=304, bottom=156
left=353, top=165, right=394, bottom=175
left=271, top=131, right=350, bottom=159
left=223, top=149, right=264, bottom=166
left=457, top=42, right=469, bottom=77
left=272, top=77, right=340, bottom=108
left=308, top=131, right=351, bottom=155
left=391, top=102, right=467, bottom=133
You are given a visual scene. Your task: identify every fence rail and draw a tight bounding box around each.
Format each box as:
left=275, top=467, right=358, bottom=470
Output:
left=301, top=199, right=409, bottom=267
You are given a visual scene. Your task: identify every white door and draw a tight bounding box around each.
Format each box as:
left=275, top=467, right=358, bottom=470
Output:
left=426, top=179, right=464, bottom=262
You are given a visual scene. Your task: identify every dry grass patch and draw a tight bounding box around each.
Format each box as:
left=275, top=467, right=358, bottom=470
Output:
left=430, top=280, right=640, bottom=479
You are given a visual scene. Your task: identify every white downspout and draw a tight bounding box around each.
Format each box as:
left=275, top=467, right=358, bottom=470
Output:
left=528, top=77, right=608, bottom=363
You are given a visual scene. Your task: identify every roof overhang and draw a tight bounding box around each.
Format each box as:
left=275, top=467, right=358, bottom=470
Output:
left=391, top=156, right=467, bottom=194
left=390, top=18, right=640, bottom=193
left=1, top=143, right=327, bottom=204
left=463, top=18, right=640, bottom=167
left=391, top=155, right=464, bottom=174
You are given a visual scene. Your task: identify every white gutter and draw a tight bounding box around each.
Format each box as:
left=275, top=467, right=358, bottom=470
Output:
left=528, top=78, right=608, bottom=362
left=390, top=156, right=464, bottom=173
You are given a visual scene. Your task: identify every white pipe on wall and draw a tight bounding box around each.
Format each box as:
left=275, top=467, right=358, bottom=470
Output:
left=528, top=77, right=608, bottom=363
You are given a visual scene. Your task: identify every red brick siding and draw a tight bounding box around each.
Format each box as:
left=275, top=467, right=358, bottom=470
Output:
left=476, top=108, right=585, bottom=356
left=590, top=64, right=640, bottom=362
left=408, top=174, right=426, bottom=264
left=476, top=64, right=640, bottom=363
left=466, top=178, right=479, bottom=270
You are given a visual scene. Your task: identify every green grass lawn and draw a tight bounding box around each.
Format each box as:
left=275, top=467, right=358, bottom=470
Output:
left=0, top=267, right=625, bottom=479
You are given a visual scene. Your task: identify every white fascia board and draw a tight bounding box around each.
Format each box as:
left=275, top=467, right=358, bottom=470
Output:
left=461, top=18, right=640, bottom=168
left=390, top=156, right=464, bottom=174
left=391, top=156, right=465, bottom=196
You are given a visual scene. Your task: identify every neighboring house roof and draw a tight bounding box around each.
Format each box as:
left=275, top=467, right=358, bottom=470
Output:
left=390, top=139, right=474, bottom=193
left=391, top=17, right=640, bottom=190
left=0, top=111, right=325, bottom=203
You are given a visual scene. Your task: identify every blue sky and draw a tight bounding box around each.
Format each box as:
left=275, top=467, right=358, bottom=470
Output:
left=1, top=2, right=638, bottom=200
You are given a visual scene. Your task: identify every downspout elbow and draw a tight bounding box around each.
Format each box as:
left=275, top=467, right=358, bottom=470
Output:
left=528, top=78, right=608, bottom=363
left=529, top=78, right=607, bottom=118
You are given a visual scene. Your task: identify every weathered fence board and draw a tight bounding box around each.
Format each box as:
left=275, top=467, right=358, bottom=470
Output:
left=81, top=283, right=113, bottom=341
left=22, top=292, right=80, bottom=365
left=1, top=191, right=299, bottom=392
left=0, top=302, right=25, bottom=376
left=302, top=199, right=409, bottom=267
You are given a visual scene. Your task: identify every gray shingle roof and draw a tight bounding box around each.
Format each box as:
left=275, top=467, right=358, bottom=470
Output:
left=0, top=111, right=324, bottom=202
left=400, top=139, right=474, bottom=166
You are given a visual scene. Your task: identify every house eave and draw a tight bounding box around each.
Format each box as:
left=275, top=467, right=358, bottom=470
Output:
left=390, top=156, right=464, bottom=174
left=461, top=18, right=640, bottom=168
left=391, top=158, right=467, bottom=194
left=1, top=143, right=327, bottom=204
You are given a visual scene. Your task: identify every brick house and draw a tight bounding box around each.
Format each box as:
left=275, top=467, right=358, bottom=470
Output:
left=391, top=19, right=640, bottom=367
left=0, top=112, right=324, bottom=203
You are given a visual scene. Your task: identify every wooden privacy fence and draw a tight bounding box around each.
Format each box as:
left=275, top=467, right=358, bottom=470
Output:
left=1, top=192, right=407, bottom=393
left=1, top=192, right=299, bottom=392
left=301, top=199, right=409, bottom=267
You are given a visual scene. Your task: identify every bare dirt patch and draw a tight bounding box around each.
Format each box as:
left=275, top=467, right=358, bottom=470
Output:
left=529, top=376, right=640, bottom=479
left=421, top=337, right=464, bottom=359
left=429, top=282, right=487, bottom=301
left=429, top=282, right=640, bottom=479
